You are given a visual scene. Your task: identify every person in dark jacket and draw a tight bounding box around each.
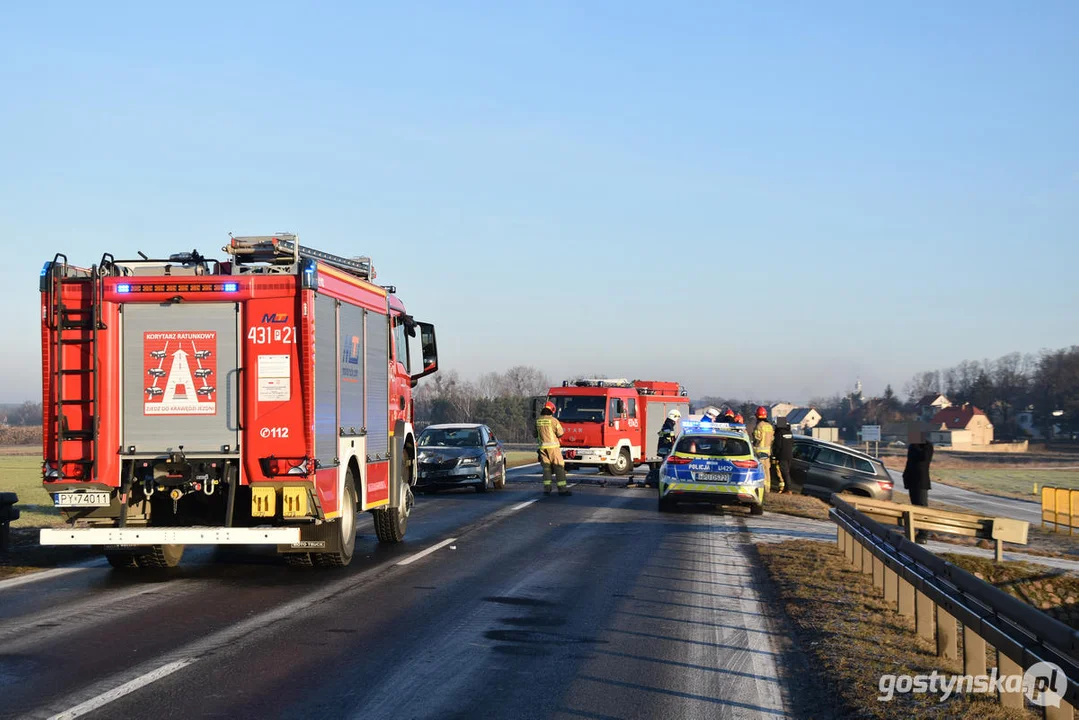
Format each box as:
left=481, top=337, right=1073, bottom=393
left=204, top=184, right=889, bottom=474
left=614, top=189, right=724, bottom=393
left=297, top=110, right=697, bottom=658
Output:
left=771, top=416, right=794, bottom=494
left=903, top=433, right=934, bottom=508
left=903, top=430, right=934, bottom=543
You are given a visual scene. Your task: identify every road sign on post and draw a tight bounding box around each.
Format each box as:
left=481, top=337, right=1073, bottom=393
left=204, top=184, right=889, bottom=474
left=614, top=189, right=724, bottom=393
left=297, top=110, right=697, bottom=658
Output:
left=862, top=425, right=881, bottom=456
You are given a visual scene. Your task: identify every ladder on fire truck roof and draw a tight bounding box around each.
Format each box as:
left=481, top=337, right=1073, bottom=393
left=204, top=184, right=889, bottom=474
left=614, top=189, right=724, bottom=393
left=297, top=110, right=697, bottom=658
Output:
left=225, top=234, right=375, bottom=281
left=43, top=254, right=107, bottom=480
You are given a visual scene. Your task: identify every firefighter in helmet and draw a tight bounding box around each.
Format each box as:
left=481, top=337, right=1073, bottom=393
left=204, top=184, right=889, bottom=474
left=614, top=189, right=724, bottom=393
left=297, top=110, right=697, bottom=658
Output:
left=658, top=409, right=681, bottom=457
left=751, top=406, right=774, bottom=494
left=719, top=406, right=738, bottom=423
left=733, top=413, right=744, bottom=425
left=536, top=401, right=571, bottom=496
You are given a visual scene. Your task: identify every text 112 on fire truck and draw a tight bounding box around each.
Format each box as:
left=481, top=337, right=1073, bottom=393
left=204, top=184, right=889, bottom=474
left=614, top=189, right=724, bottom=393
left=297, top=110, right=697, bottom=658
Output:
left=38, top=234, right=438, bottom=569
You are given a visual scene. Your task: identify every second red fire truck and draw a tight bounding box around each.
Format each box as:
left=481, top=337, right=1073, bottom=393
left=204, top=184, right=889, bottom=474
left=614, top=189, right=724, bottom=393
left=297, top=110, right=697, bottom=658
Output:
left=38, top=234, right=438, bottom=569
left=543, top=379, right=690, bottom=475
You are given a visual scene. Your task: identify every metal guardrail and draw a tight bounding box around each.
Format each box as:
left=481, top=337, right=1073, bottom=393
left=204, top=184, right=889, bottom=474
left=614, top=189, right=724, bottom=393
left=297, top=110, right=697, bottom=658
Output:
left=839, top=494, right=1029, bottom=562
left=831, top=495, right=1077, bottom=717
left=1043, top=486, right=1079, bottom=534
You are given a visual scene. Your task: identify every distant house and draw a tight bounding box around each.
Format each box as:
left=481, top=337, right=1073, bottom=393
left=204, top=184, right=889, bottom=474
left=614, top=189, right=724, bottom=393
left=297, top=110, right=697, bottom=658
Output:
left=930, top=404, right=994, bottom=446
left=787, top=407, right=822, bottom=434
left=915, top=393, right=951, bottom=422
left=770, top=402, right=797, bottom=422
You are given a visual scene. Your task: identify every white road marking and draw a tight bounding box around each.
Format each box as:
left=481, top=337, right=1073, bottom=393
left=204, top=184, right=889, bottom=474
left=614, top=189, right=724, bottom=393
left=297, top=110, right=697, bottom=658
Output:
left=397, top=537, right=458, bottom=566
left=48, top=659, right=195, bottom=720
left=0, top=562, right=102, bottom=592
left=509, top=499, right=539, bottom=512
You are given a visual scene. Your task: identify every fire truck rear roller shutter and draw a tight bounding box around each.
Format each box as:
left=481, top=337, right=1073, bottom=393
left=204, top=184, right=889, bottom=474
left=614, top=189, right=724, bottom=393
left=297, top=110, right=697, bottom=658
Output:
left=365, top=310, right=389, bottom=459
left=314, top=294, right=337, bottom=466
left=338, top=302, right=365, bottom=434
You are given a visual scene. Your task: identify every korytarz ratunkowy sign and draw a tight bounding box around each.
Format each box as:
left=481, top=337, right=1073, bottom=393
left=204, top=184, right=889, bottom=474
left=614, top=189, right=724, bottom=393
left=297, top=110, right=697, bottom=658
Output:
left=143, top=331, right=218, bottom=415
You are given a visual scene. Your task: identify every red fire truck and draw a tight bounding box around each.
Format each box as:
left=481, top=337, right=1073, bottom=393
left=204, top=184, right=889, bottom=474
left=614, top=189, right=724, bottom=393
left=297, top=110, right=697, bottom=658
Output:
left=38, top=235, right=438, bottom=569
left=543, top=379, right=690, bottom=475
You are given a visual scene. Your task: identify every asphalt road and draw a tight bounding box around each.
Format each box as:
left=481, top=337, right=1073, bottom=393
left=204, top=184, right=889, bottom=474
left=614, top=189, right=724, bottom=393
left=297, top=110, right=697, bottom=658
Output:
left=0, top=465, right=793, bottom=720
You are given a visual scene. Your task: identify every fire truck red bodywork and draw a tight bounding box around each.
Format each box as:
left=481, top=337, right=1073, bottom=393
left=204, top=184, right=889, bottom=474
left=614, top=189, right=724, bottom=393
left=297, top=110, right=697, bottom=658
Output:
left=544, top=379, right=690, bottom=476
left=38, top=237, right=438, bottom=567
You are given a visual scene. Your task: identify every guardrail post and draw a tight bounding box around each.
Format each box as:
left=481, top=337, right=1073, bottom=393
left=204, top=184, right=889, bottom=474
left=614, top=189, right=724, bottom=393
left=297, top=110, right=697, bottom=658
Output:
left=898, top=577, right=915, bottom=617
left=1046, top=699, right=1075, bottom=720
left=884, top=566, right=898, bottom=608
left=903, top=510, right=916, bottom=542
left=872, top=555, right=884, bottom=592
left=994, top=538, right=1004, bottom=563
left=861, top=544, right=873, bottom=575
left=846, top=534, right=856, bottom=565
left=936, top=608, right=957, bottom=660
left=962, top=626, right=986, bottom=677
left=997, top=652, right=1023, bottom=709
left=915, top=590, right=934, bottom=640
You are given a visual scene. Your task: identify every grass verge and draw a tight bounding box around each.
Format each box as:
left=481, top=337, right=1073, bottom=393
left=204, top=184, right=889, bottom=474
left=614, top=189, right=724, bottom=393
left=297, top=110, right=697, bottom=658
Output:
left=757, top=540, right=1037, bottom=719
left=505, top=450, right=537, bottom=469
left=763, top=492, right=830, bottom=520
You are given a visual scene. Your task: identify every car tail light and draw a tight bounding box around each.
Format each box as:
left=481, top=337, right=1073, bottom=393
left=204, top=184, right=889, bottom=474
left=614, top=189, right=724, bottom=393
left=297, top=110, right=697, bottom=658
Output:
left=666, top=456, right=691, bottom=465
left=732, top=460, right=759, bottom=469
left=877, top=480, right=893, bottom=489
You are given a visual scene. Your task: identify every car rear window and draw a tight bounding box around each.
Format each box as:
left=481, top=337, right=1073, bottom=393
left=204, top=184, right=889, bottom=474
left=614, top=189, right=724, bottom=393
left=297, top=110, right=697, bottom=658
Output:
left=675, top=435, right=750, bottom=457
left=852, top=457, right=876, bottom=474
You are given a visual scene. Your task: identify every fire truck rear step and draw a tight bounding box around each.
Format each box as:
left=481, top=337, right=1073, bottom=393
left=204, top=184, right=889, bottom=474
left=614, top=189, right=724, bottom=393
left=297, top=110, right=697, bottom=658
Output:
left=40, top=526, right=302, bottom=546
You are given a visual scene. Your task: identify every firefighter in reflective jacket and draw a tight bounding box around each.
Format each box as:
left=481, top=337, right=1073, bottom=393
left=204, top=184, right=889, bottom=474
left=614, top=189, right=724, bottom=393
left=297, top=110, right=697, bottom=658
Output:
left=658, top=409, right=680, bottom=457
left=751, top=406, right=774, bottom=494
left=536, top=402, right=571, bottom=496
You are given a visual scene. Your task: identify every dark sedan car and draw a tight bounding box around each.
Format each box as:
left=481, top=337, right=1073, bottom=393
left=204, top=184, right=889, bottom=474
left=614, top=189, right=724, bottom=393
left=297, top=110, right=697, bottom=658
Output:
left=416, top=424, right=507, bottom=493
left=788, top=436, right=894, bottom=501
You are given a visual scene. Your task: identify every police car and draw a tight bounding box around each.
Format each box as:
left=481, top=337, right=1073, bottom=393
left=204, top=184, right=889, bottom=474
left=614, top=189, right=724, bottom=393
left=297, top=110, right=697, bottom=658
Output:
left=657, top=420, right=766, bottom=514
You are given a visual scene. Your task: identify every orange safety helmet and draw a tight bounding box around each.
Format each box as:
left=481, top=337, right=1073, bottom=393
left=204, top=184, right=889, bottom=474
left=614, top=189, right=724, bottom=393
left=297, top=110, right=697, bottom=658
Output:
left=543, top=401, right=556, bottom=413
left=734, top=414, right=744, bottom=424
left=756, top=406, right=768, bottom=419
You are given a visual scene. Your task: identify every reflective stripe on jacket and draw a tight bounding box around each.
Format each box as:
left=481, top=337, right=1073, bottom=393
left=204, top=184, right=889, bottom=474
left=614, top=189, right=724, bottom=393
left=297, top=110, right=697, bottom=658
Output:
left=536, top=415, right=564, bottom=449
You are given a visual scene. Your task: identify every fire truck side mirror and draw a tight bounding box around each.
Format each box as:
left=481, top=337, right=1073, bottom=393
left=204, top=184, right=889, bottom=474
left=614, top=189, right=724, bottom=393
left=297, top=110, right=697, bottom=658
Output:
left=409, top=321, right=439, bottom=387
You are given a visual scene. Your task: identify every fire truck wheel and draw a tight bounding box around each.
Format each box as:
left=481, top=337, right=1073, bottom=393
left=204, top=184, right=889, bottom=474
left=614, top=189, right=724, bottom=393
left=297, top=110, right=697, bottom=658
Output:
left=476, top=465, right=490, bottom=493
left=610, top=449, right=632, bottom=476
left=139, top=544, right=185, bottom=569
left=284, top=553, right=315, bottom=567
left=374, top=478, right=411, bottom=544
left=105, top=552, right=139, bottom=569
left=316, top=475, right=358, bottom=567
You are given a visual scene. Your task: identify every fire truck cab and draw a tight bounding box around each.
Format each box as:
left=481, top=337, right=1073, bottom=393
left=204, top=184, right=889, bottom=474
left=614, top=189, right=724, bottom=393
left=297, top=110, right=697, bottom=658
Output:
left=38, top=235, right=438, bottom=569
left=543, top=379, right=690, bottom=476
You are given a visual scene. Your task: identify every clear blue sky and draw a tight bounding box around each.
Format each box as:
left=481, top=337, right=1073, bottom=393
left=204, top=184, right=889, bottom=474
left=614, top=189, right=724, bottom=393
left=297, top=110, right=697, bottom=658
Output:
left=2, top=1, right=1076, bottom=404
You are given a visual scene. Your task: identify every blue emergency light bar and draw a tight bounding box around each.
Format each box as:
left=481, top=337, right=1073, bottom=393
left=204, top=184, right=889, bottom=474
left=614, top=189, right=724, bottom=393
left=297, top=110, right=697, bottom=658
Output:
left=680, top=420, right=746, bottom=433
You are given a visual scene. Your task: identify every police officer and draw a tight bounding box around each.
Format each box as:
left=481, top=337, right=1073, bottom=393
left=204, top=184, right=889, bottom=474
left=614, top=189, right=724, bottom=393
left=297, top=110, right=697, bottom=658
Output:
left=700, top=406, right=720, bottom=423
left=771, top=415, right=794, bottom=494
left=751, top=406, right=774, bottom=494
left=536, top=401, right=571, bottom=496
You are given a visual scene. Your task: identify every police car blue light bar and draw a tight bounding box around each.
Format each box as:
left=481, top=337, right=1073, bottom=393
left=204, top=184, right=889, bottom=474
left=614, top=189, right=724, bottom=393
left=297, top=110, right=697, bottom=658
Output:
left=680, top=420, right=745, bottom=433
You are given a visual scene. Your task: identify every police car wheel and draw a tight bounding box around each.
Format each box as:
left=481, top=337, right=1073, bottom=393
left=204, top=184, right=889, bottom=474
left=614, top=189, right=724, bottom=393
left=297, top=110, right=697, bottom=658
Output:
left=749, top=503, right=764, bottom=516
left=658, top=497, right=676, bottom=513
